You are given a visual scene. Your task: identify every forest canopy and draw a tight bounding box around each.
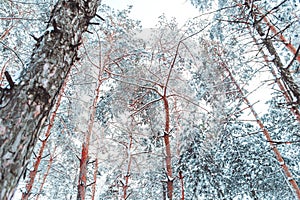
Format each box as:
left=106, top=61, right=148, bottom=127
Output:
left=0, top=0, right=300, bottom=199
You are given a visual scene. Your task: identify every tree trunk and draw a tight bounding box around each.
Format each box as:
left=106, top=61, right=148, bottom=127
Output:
left=91, top=158, right=98, bottom=200
left=77, top=56, right=104, bottom=199
left=77, top=142, right=89, bottom=200
left=22, top=70, right=69, bottom=200
left=162, top=96, right=173, bottom=200
left=36, top=146, right=57, bottom=200
left=243, top=0, right=300, bottom=63
left=250, top=33, right=300, bottom=123
left=0, top=0, right=99, bottom=199
left=179, top=171, right=185, bottom=200
left=219, top=56, right=300, bottom=199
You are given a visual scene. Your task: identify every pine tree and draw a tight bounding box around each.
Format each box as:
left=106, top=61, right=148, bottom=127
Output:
left=0, top=0, right=100, bottom=198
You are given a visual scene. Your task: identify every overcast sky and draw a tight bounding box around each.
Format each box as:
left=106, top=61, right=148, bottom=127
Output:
left=101, top=0, right=200, bottom=28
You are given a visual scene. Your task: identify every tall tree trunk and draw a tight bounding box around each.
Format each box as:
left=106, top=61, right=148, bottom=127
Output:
left=35, top=146, right=57, bottom=200
left=77, top=58, right=104, bottom=199
left=179, top=171, right=185, bottom=200
left=123, top=132, right=133, bottom=200
left=91, top=158, right=98, bottom=200
left=254, top=23, right=300, bottom=104
left=0, top=0, right=99, bottom=199
left=244, top=0, right=300, bottom=63
left=77, top=142, right=89, bottom=200
left=250, top=33, right=300, bottom=123
left=162, top=96, right=173, bottom=200
left=217, top=55, right=300, bottom=199
left=22, top=71, right=69, bottom=200
left=237, top=1, right=300, bottom=104
left=159, top=38, right=184, bottom=200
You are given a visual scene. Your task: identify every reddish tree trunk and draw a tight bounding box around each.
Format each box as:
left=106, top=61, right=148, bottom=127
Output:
left=237, top=1, right=300, bottom=105
left=123, top=133, right=133, bottom=199
left=219, top=57, right=300, bottom=199
left=91, top=158, right=98, bottom=200
left=77, top=142, right=89, bottom=200
left=77, top=59, right=104, bottom=199
left=262, top=51, right=300, bottom=123
left=243, top=0, right=300, bottom=63
left=179, top=171, right=185, bottom=200
left=162, top=96, right=173, bottom=200
left=36, top=146, right=57, bottom=200
left=248, top=25, right=300, bottom=124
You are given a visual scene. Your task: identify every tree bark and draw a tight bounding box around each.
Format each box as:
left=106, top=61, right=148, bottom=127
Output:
left=77, top=142, right=89, bottom=200
left=162, top=96, right=173, bottom=200
left=77, top=54, right=104, bottom=199
left=218, top=55, right=300, bottom=199
left=91, top=158, right=98, bottom=200
left=123, top=133, right=133, bottom=200
left=243, top=0, right=300, bottom=63
left=0, top=0, right=99, bottom=199
left=22, top=70, right=69, bottom=200
left=35, top=146, right=57, bottom=200
left=179, top=171, right=185, bottom=200
left=250, top=33, right=300, bottom=123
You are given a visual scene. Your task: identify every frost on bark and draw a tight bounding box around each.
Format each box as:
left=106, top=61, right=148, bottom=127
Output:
left=0, top=0, right=99, bottom=199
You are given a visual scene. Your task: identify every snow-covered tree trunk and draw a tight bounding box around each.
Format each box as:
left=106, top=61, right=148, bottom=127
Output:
left=77, top=61, right=103, bottom=200
left=218, top=53, right=300, bottom=199
left=0, top=0, right=99, bottom=199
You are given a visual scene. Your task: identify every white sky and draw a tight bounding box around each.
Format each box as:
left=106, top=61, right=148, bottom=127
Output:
left=101, top=0, right=200, bottom=28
